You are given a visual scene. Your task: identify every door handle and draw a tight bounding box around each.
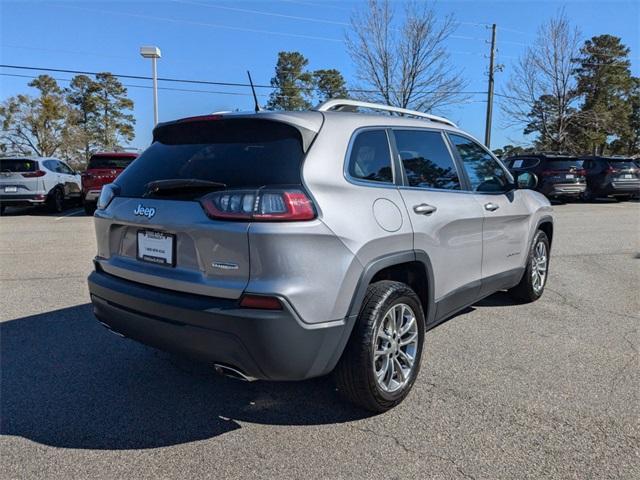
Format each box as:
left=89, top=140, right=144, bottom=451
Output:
left=413, top=203, right=437, bottom=215
left=484, top=202, right=500, bottom=211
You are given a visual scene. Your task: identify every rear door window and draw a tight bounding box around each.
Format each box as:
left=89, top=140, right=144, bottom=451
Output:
left=116, top=119, right=309, bottom=198
left=393, top=129, right=461, bottom=190
left=0, top=159, right=37, bottom=172
left=347, top=129, right=394, bottom=184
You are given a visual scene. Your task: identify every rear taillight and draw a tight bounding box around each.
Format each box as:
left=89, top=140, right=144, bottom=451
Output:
left=239, top=294, right=282, bottom=310
left=606, top=166, right=618, bottom=174
left=576, top=169, right=586, bottom=176
left=200, top=189, right=316, bottom=221
left=97, top=183, right=119, bottom=210
left=541, top=170, right=558, bottom=176
left=21, top=170, right=46, bottom=178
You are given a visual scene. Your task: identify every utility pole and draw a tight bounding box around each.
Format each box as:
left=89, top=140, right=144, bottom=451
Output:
left=484, top=24, right=497, bottom=148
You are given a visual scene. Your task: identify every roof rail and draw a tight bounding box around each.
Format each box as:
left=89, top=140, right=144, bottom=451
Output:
left=314, top=99, right=457, bottom=128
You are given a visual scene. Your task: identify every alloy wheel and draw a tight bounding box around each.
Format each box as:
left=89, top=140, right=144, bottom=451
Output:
left=372, top=303, right=419, bottom=393
left=531, top=241, right=548, bottom=294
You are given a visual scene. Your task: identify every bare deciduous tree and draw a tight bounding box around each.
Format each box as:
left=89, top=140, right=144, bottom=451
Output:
left=501, top=12, right=583, bottom=152
left=345, top=0, right=467, bottom=112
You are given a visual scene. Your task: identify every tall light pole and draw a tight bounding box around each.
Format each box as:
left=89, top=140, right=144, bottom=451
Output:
left=140, top=46, right=161, bottom=125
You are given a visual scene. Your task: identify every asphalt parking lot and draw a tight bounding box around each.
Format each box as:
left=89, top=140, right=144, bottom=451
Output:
left=1, top=201, right=638, bottom=479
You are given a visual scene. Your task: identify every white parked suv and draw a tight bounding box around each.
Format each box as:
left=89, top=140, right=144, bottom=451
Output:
left=0, top=157, right=82, bottom=214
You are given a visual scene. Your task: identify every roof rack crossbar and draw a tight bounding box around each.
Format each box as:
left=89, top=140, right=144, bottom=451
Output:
left=314, top=99, right=457, bottom=128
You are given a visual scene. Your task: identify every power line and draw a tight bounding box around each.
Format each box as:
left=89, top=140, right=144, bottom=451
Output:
left=0, top=73, right=269, bottom=97
left=52, top=4, right=344, bottom=43
left=172, top=0, right=350, bottom=27
left=0, top=64, right=488, bottom=97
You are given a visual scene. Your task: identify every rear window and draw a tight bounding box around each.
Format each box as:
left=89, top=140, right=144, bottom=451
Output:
left=115, top=119, right=306, bottom=197
left=546, top=159, right=583, bottom=169
left=0, top=159, right=37, bottom=172
left=88, top=155, right=136, bottom=169
left=508, top=158, right=539, bottom=169
left=607, top=159, right=637, bottom=168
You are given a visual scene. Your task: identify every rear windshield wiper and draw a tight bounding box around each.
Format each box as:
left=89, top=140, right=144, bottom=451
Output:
left=143, top=179, right=227, bottom=197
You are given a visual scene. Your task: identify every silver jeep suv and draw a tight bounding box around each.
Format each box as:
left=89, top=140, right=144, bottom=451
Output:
left=88, top=99, right=553, bottom=412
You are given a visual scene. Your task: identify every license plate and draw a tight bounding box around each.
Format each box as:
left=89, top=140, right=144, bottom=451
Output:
left=4, top=186, right=17, bottom=193
left=137, top=230, right=175, bottom=266
left=623, top=174, right=633, bottom=179
left=565, top=174, right=574, bottom=179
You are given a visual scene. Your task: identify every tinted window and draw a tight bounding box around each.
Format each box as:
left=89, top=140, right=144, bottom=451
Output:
left=509, top=158, right=539, bottom=169
left=546, top=159, right=583, bottom=169
left=42, top=160, right=60, bottom=172
left=116, top=119, right=307, bottom=197
left=58, top=162, right=74, bottom=174
left=88, top=155, right=137, bottom=169
left=348, top=130, right=393, bottom=184
left=394, top=130, right=460, bottom=189
left=606, top=159, right=637, bottom=168
left=0, top=159, right=37, bottom=172
left=449, top=134, right=511, bottom=192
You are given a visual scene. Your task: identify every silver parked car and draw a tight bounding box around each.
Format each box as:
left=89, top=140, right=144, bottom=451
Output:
left=88, top=100, right=554, bottom=412
left=0, top=156, right=82, bottom=214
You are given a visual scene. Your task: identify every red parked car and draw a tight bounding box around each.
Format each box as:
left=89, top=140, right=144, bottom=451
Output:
left=82, top=152, right=138, bottom=214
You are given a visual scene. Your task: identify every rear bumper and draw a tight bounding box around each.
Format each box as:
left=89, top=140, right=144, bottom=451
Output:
left=603, top=182, right=640, bottom=195
left=83, top=189, right=102, bottom=202
left=543, top=183, right=586, bottom=197
left=87, top=269, right=353, bottom=381
left=0, top=193, right=47, bottom=206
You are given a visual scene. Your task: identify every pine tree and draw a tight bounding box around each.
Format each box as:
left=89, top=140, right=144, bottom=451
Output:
left=94, top=73, right=135, bottom=150
left=573, top=35, right=635, bottom=154
left=267, top=52, right=313, bottom=110
left=313, top=69, right=348, bottom=102
left=66, top=75, right=101, bottom=162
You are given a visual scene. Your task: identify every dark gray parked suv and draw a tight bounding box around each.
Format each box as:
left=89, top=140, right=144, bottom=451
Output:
left=88, top=100, right=554, bottom=412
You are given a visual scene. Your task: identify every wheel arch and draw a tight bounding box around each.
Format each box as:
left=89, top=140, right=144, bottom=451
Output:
left=536, top=216, right=554, bottom=247
left=347, top=250, right=435, bottom=324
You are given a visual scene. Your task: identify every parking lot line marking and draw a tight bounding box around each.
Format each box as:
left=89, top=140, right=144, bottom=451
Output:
left=55, top=209, right=84, bottom=221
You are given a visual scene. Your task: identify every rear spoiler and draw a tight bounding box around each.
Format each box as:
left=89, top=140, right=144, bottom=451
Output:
left=153, top=112, right=324, bottom=152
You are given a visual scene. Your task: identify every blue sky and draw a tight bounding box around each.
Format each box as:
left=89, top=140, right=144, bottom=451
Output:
left=1, top=0, right=638, bottom=150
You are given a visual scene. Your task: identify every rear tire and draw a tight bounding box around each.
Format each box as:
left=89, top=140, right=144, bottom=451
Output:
left=581, top=188, right=595, bottom=202
left=83, top=201, right=96, bottom=215
left=508, top=230, right=550, bottom=303
left=335, top=280, right=425, bottom=413
left=47, top=188, right=64, bottom=213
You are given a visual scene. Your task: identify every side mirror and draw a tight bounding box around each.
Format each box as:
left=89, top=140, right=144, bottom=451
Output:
left=517, top=172, right=538, bottom=189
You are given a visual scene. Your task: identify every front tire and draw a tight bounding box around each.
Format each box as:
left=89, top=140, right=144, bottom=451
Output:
left=335, top=281, right=425, bottom=413
left=508, top=230, right=550, bottom=303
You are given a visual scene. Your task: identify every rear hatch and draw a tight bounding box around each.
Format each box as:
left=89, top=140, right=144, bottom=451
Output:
left=541, top=158, right=586, bottom=184
left=82, top=154, right=137, bottom=192
left=95, top=114, right=322, bottom=299
left=605, top=159, right=640, bottom=184
left=0, top=158, right=43, bottom=195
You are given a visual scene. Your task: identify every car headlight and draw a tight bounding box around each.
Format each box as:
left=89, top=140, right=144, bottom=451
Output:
left=97, top=183, right=119, bottom=210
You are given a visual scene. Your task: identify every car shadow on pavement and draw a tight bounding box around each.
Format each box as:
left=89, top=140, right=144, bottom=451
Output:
left=0, top=304, right=369, bottom=451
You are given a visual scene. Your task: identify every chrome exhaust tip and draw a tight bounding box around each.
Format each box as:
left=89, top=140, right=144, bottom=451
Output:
left=213, top=363, right=257, bottom=382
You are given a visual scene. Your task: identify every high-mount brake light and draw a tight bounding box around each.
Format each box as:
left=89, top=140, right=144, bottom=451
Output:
left=178, top=115, right=224, bottom=123
left=21, top=170, right=46, bottom=178
left=200, top=189, right=316, bottom=222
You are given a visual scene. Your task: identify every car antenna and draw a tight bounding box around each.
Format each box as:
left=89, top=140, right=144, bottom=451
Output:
left=247, top=70, right=262, bottom=113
